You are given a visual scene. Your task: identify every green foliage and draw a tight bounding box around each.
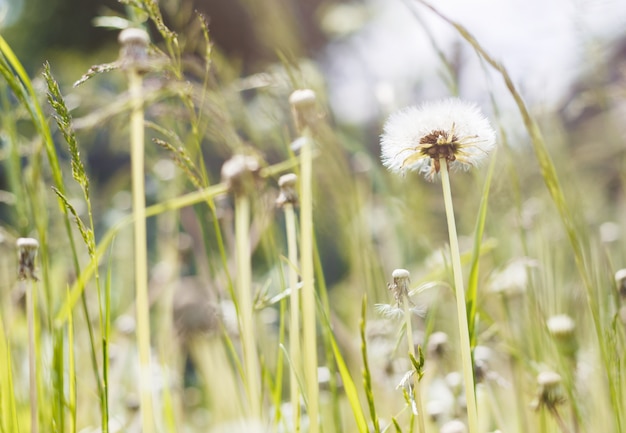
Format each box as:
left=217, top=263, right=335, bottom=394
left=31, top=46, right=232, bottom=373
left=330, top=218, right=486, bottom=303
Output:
left=0, top=1, right=624, bottom=432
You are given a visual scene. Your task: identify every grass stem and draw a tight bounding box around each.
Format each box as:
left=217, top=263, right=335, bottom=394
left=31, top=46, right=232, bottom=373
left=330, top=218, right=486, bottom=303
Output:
left=402, top=298, right=426, bottom=432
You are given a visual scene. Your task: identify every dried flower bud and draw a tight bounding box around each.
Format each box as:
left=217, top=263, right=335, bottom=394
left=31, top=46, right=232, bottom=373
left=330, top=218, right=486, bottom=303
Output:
left=276, top=173, right=299, bottom=207
left=440, top=419, right=467, bottom=433
left=532, top=371, right=565, bottom=410
left=388, top=268, right=410, bottom=305
left=289, top=89, right=318, bottom=133
left=118, top=28, right=150, bottom=71
left=220, top=154, right=261, bottom=196
left=16, top=238, right=39, bottom=281
left=547, top=314, right=578, bottom=358
left=615, top=268, right=626, bottom=299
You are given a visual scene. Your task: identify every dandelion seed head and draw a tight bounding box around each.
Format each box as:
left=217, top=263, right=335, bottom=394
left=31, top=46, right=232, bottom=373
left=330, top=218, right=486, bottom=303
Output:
left=221, top=154, right=262, bottom=196
left=276, top=173, right=299, bottom=207
left=16, top=237, right=39, bottom=281
left=380, top=98, right=496, bottom=180
left=547, top=314, right=576, bottom=337
left=532, top=371, right=565, bottom=410
left=118, top=28, right=150, bottom=70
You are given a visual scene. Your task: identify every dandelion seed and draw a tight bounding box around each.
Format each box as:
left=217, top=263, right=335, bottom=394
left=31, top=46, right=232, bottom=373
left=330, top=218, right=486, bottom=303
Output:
left=380, top=98, right=496, bottom=180
left=16, top=238, right=39, bottom=281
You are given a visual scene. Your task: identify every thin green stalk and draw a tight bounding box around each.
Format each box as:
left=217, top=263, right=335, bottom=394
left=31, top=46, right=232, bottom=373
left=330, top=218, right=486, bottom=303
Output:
left=439, top=158, right=478, bottom=433
left=67, top=288, right=77, bottom=433
left=360, top=297, right=380, bottom=433
left=402, top=299, right=425, bottom=432
left=300, top=134, right=319, bottom=433
left=26, top=280, right=38, bottom=433
left=285, top=203, right=302, bottom=432
left=235, top=194, right=261, bottom=419
left=127, top=66, right=155, bottom=433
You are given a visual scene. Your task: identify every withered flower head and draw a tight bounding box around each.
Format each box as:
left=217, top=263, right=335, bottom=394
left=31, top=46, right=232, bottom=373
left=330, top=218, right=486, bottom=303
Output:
left=289, top=89, right=318, bottom=133
left=118, top=27, right=150, bottom=70
left=220, top=154, right=262, bottom=196
left=380, top=98, right=496, bottom=180
left=17, top=238, right=39, bottom=281
left=276, top=173, right=299, bottom=208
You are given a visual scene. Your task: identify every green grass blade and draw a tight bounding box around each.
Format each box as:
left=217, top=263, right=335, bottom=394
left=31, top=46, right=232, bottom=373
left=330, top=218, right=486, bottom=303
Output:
left=466, top=149, right=497, bottom=346
left=318, top=300, right=369, bottom=433
left=360, top=296, right=381, bottom=433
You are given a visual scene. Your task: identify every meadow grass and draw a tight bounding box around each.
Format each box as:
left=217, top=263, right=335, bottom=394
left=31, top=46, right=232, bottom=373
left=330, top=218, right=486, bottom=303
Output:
left=0, top=1, right=624, bottom=432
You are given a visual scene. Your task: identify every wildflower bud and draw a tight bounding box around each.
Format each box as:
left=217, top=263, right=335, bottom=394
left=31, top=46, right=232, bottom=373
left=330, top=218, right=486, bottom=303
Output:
left=547, top=314, right=578, bottom=358
left=220, top=154, right=261, bottom=196
left=532, top=371, right=565, bottom=410
left=427, top=331, right=449, bottom=360
left=276, top=173, right=299, bottom=208
left=440, top=419, right=467, bottom=433
left=388, top=268, right=410, bottom=304
left=615, top=268, right=626, bottom=299
left=118, top=28, right=150, bottom=71
left=16, top=238, right=39, bottom=281
left=289, top=89, right=318, bottom=134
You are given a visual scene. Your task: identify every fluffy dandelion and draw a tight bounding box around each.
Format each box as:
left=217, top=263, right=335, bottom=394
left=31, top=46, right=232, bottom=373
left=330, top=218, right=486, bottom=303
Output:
left=380, top=98, right=496, bottom=433
left=380, top=98, right=496, bottom=180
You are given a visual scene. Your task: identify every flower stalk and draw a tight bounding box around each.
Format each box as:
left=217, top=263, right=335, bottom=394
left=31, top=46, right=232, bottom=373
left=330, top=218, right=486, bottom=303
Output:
left=278, top=173, right=302, bottom=431
left=17, top=238, right=40, bottom=433
left=440, top=159, right=478, bottom=432
left=290, top=89, right=319, bottom=433
left=120, top=27, right=155, bottom=433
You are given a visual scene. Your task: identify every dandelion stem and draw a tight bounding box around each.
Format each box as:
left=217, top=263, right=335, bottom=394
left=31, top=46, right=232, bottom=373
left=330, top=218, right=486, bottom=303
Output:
left=235, top=194, right=261, bottom=419
left=127, top=66, right=155, bottom=433
left=26, top=279, right=38, bottom=433
left=300, top=134, right=319, bottom=433
left=439, top=158, right=478, bottom=433
left=285, top=202, right=302, bottom=432
left=402, top=299, right=426, bottom=432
